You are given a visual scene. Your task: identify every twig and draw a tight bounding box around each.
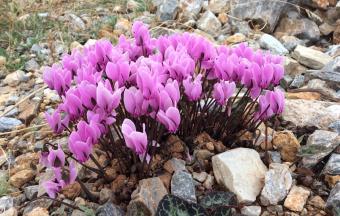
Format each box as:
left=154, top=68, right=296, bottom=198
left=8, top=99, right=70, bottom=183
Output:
left=0, top=123, right=49, bottom=136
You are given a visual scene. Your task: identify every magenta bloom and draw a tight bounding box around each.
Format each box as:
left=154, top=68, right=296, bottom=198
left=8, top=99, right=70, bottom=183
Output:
left=96, top=82, right=122, bottom=113
left=78, top=81, right=97, bottom=109
left=69, top=125, right=94, bottom=163
left=43, top=64, right=72, bottom=95
left=43, top=144, right=65, bottom=168
left=132, top=21, right=150, bottom=47
left=269, top=89, right=285, bottom=114
left=124, top=87, right=146, bottom=116
left=212, top=81, right=236, bottom=105
left=183, top=75, right=203, bottom=101
left=156, top=107, right=180, bottom=132
left=122, top=119, right=148, bottom=161
left=42, top=180, right=61, bottom=198
left=106, top=61, right=130, bottom=87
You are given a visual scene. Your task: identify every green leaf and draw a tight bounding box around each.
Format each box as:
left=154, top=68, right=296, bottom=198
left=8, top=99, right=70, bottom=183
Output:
left=79, top=205, right=96, bottom=216
left=211, top=206, right=233, bottom=216
left=156, top=195, right=206, bottom=216
left=199, top=191, right=237, bottom=210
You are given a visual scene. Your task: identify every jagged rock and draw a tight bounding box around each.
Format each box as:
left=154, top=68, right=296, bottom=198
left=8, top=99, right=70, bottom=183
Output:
left=334, top=20, right=340, bottom=44
left=308, top=195, right=326, bottom=210
left=283, top=99, right=340, bottom=130
left=171, top=171, right=196, bottom=203
left=0, top=117, right=22, bottom=132
left=230, top=0, right=287, bottom=33
left=290, top=74, right=305, bottom=88
left=275, top=17, right=320, bottom=43
left=197, top=10, right=221, bottom=37
left=0, top=207, right=17, bottom=216
left=0, top=196, right=14, bottom=212
left=24, top=185, right=39, bottom=200
left=310, top=56, right=340, bottom=89
left=260, top=163, right=292, bottom=206
left=179, top=0, right=202, bottom=19
left=97, top=202, right=124, bottom=216
left=212, top=148, right=267, bottom=203
left=292, top=45, right=332, bottom=69
left=259, top=34, right=288, bottom=55
left=65, top=14, right=85, bottom=30
left=284, top=57, right=306, bottom=76
left=280, top=35, right=305, bottom=52
left=322, top=153, right=340, bottom=175
left=208, top=0, right=230, bottom=14
left=18, top=100, right=40, bottom=125
left=241, top=206, right=261, bottom=216
left=301, top=130, right=339, bottom=167
left=156, top=0, right=179, bottom=21
left=203, top=174, right=214, bottom=190
left=24, top=59, right=40, bottom=72
left=326, top=182, right=340, bottom=215
left=9, top=169, right=35, bottom=188
left=284, top=186, right=310, bottom=212
left=3, top=70, right=28, bottom=87
left=163, top=158, right=186, bottom=173
left=127, top=177, right=167, bottom=216
left=192, top=172, right=207, bottom=183
left=329, top=120, right=340, bottom=134
left=26, top=207, right=48, bottom=216
left=319, top=22, right=335, bottom=36
left=272, top=131, right=300, bottom=162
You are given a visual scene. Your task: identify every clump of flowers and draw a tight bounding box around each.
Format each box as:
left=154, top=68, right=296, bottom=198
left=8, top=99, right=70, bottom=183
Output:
left=41, top=21, right=285, bottom=198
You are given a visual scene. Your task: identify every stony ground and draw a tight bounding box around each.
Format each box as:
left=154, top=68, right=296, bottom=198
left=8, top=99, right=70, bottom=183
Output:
left=0, top=0, right=339, bottom=216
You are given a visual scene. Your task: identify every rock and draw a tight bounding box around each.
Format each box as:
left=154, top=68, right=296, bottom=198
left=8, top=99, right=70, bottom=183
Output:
left=325, top=182, right=340, bottom=215
left=231, top=21, right=252, bottom=36
left=326, top=45, right=340, bottom=58
left=259, top=34, right=288, bottom=55
left=97, top=202, right=124, bottom=216
left=275, top=17, right=320, bottom=43
left=0, top=117, right=22, bottom=132
left=61, top=182, right=81, bottom=199
left=18, top=101, right=40, bottom=125
left=192, top=172, right=208, bottom=183
left=322, top=153, right=340, bottom=175
left=127, top=177, right=167, bottom=216
left=225, top=33, right=246, bottom=44
left=319, top=22, right=335, bottom=36
left=272, top=131, right=300, bottom=162
left=99, top=188, right=115, bottom=204
left=9, top=169, right=35, bottom=188
left=22, top=199, right=52, bottom=215
left=24, top=59, right=39, bottom=72
left=283, top=99, right=340, bottom=130
left=114, top=18, right=131, bottom=34
left=260, top=163, right=292, bottom=206
left=24, top=185, right=39, bottom=200
left=171, top=170, right=196, bottom=203
left=0, top=207, right=17, bottom=216
left=66, top=14, right=85, bottom=30
left=310, top=56, right=340, bottom=89
left=0, top=56, right=6, bottom=67
left=284, top=57, right=306, bottom=76
left=267, top=151, right=282, bottom=164
left=286, top=92, right=321, bottom=100
left=70, top=41, right=83, bottom=51
left=308, top=195, right=326, bottom=210
left=218, top=13, right=228, bottom=24
left=301, top=130, right=339, bottom=167
left=43, top=88, right=60, bottom=103
left=3, top=70, right=28, bottom=87
left=329, top=120, right=340, bottom=134
left=230, top=0, right=287, bottom=33
left=156, top=0, right=179, bottom=21
left=334, top=20, right=340, bottom=44
left=163, top=158, right=186, bottom=173
left=292, top=45, right=332, bottom=69
left=26, top=207, right=49, bottom=216
left=280, top=35, right=305, bottom=52
left=0, top=196, right=14, bottom=212
left=284, top=186, right=310, bottom=212
left=179, top=0, right=202, bottom=19
left=208, top=0, right=230, bottom=14
left=290, top=74, right=305, bottom=88
left=212, top=148, right=267, bottom=203
left=203, top=174, right=214, bottom=190
left=241, top=206, right=261, bottom=216
left=197, top=11, right=221, bottom=37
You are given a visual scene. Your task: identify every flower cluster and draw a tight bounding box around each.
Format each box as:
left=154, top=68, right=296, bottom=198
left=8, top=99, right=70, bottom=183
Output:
left=41, top=21, right=285, bottom=198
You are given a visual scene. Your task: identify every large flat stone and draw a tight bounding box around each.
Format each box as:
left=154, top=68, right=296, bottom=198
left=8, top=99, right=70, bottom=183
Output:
left=212, top=148, right=267, bottom=203
left=292, top=45, right=332, bottom=69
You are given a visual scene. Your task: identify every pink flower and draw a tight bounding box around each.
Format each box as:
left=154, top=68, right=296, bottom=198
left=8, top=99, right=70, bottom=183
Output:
left=41, top=144, right=65, bottom=168
left=183, top=75, right=202, bottom=101
left=78, top=81, right=97, bottom=109
left=132, top=21, right=150, bottom=47
left=269, top=88, right=285, bottom=114
left=106, top=61, right=130, bottom=87
left=156, top=107, right=180, bottom=132
left=124, top=87, right=146, bottom=116
left=63, top=88, right=83, bottom=119
left=122, top=119, right=148, bottom=161
left=42, top=180, right=61, bottom=198
left=43, top=64, right=72, bottom=95
left=96, top=82, right=122, bottom=113
left=212, top=81, right=236, bottom=105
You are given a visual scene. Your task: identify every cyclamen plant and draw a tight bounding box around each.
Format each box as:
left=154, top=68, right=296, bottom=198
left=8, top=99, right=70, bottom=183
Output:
left=41, top=21, right=285, bottom=199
